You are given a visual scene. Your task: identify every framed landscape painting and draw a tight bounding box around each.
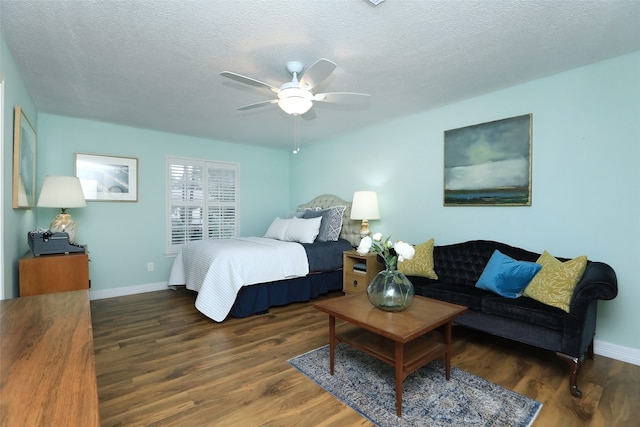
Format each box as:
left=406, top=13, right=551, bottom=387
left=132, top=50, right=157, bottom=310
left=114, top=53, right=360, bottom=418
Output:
left=444, top=114, right=532, bottom=206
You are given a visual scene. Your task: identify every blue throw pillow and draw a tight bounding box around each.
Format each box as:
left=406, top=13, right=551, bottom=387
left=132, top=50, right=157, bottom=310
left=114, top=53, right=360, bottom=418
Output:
left=475, top=250, right=542, bottom=298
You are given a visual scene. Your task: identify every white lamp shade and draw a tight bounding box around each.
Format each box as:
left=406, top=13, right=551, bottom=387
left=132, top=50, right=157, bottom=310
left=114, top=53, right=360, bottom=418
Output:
left=37, top=176, right=87, bottom=208
left=350, top=191, right=380, bottom=220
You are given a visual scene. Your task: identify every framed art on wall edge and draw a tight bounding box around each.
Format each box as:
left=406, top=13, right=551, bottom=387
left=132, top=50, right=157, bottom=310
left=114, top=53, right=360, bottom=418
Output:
left=12, top=107, right=37, bottom=208
left=75, top=153, right=138, bottom=202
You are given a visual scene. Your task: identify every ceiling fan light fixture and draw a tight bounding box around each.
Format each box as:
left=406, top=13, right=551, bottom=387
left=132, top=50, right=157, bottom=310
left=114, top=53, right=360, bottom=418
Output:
left=278, top=87, right=313, bottom=115
left=222, top=58, right=370, bottom=116
left=278, top=96, right=312, bottom=115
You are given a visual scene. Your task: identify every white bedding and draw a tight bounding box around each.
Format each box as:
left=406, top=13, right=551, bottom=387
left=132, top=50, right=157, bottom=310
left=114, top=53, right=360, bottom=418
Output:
left=168, top=237, right=309, bottom=321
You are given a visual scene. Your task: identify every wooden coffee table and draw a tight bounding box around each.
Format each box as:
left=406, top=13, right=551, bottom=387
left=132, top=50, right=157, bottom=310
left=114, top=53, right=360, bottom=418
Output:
left=314, top=294, right=467, bottom=416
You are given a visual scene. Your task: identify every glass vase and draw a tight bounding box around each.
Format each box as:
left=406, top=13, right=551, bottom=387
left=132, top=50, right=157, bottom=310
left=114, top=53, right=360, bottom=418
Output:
left=366, top=269, right=415, bottom=312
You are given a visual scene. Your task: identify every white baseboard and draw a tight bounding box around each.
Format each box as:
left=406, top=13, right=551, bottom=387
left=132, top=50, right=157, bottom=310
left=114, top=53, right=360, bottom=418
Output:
left=594, top=339, right=640, bottom=366
left=89, top=281, right=169, bottom=300
left=88, top=282, right=640, bottom=367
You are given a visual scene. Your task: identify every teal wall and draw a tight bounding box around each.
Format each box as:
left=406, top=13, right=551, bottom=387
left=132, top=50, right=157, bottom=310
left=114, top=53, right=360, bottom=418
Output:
left=36, top=114, right=290, bottom=292
left=290, top=51, right=640, bottom=351
left=1, top=34, right=38, bottom=298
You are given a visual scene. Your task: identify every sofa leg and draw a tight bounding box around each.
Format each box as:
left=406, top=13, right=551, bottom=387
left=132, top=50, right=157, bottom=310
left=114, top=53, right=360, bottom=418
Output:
left=587, top=339, right=595, bottom=360
left=556, top=352, right=582, bottom=398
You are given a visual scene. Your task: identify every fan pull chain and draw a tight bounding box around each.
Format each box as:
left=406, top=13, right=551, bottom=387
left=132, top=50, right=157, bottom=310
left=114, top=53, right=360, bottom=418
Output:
left=292, top=114, right=300, bottom=154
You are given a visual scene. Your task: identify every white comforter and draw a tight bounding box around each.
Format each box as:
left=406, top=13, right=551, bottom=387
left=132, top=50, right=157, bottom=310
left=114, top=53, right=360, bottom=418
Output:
left=168, top=237, right=309, bottom=321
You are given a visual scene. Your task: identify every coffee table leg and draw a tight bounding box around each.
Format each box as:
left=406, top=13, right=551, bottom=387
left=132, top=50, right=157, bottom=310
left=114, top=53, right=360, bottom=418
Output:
left=395, top=341, right=403, bottom=417
left=329, top=315, right=335, bottom=375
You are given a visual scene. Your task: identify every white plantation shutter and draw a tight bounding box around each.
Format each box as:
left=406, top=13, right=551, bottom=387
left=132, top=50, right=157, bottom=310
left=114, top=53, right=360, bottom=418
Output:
left=167, top=157, right=239, bottom=253
left=206, top=164, right=237, bottom=239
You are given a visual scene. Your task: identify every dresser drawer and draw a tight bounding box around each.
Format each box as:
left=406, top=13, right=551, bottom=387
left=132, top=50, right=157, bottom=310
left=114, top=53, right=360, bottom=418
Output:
left=344, top=271, right=367, bottom=294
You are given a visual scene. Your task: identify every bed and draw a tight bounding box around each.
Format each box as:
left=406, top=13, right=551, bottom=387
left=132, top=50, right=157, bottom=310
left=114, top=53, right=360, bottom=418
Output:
left=168, top=194, right=360, bottom=321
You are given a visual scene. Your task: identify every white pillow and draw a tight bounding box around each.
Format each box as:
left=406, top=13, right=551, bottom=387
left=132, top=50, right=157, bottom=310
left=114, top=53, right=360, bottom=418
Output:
left=283, top=216, right=322, bottom=244
left=263, top=218, right=291, bottom=240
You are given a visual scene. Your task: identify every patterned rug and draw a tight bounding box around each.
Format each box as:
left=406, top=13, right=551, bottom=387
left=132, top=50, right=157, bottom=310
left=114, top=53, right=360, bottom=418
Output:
left=288, top=343, right=542, bottom=427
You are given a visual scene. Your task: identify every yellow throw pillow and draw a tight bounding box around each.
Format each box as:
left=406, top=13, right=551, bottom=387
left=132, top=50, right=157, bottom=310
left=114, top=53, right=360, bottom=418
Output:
left=398, top=238, right=438, bottom=280
left=523, top=250, right=587, bottom=313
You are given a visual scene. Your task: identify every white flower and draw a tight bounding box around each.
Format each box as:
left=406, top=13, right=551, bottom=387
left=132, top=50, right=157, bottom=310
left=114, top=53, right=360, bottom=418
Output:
left=356, top=231, right=414, bottom=270
left=356, top=235, right=373, bottom=255
left=394, top=241, right=415, bottom=262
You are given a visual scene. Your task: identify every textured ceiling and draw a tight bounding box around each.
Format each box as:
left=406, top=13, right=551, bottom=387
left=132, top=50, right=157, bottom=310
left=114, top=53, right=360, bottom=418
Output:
left=2, top=1, right=640, bottom=150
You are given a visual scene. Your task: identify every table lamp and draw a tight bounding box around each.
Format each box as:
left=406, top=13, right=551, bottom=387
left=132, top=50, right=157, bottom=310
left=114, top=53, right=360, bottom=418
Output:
left=37, top=176, right=87, bottom=244
left=350, top=191, right=380, bottom=237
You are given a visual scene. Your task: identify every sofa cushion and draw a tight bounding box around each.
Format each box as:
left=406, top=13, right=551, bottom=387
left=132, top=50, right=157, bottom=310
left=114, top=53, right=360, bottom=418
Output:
left=480, top=295, right=566, bottom=331
left=398, top=238, right=438, bottom=279
left=433, top=240, right=540, bottom=286
left=475, top=250, right=542, bottom=298
left=413, top=281, right=491, bottom=310
left=523, top=251, right=588, bottom=313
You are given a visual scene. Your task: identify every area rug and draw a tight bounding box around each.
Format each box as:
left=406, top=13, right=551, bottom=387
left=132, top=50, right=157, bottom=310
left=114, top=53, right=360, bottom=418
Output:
left=288, top=343, right=542, bottom=427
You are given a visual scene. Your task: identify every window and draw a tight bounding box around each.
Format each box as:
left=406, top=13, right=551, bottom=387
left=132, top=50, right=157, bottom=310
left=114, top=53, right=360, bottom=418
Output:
left=166, top=156, right=239, bottom=254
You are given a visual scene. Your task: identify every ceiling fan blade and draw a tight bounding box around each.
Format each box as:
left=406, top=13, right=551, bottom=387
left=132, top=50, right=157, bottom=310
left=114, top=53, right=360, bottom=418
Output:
left=313, top=92, right=371, bottom=104
left=221, top=71, right=279, bottom=93
left=299, top=58, right=336, bottom=89
left=236, top=99, right=278, bottom=111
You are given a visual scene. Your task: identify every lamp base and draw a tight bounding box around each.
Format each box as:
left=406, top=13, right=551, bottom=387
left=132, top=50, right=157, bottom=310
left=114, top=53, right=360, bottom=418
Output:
left=359, top=219, right=371, bottom=237
left=50, top=212, right=78, bottom=244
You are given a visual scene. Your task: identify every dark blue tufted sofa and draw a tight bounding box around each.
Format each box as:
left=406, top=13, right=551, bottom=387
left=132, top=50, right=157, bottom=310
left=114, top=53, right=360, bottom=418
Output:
left=406, top=240, right=618, bottom=398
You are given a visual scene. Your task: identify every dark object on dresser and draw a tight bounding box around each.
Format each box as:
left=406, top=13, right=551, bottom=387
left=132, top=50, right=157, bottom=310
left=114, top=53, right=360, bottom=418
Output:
left=406, top=240, right=618, bottom=398
left=28, top=230, right=85, bottom=256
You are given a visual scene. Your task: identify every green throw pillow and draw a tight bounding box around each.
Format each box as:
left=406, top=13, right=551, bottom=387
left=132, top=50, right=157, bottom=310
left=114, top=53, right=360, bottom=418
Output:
left=522, top=250, right=587, bottom=312
left=398, top=238, right=438, bottom=280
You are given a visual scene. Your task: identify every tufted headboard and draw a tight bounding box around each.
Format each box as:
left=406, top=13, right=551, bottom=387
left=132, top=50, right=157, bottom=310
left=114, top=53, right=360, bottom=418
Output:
left=297, top=194, right=360, bottom=247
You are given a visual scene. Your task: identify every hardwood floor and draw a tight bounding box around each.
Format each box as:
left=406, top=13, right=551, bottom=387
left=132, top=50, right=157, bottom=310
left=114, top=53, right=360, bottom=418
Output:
left=91, top=288, right=639, bottom=426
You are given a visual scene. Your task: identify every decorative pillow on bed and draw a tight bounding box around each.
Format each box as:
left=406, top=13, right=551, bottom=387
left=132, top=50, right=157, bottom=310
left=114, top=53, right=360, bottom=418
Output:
left=302, top=209, right=331, bottom=241
left=475, top=250, right=542, bottom=298
left=325, top=206, right=346, bottom=241
left=263, top=217, right=291, bottom=240
left=283, top=216, right=322, bottom=244
left=297, top=207, right=321, bottom=213
left=300, top=206, right=346, bottom=242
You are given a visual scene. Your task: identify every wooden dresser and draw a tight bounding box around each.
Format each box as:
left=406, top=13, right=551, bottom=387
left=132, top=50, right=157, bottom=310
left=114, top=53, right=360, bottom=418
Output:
left=19, top=252, right=90, bottom=296
left=0, top=290, right=100, bottom=426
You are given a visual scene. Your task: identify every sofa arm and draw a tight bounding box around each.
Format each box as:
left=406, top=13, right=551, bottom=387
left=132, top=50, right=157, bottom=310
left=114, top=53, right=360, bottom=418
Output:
left=570, top=261, right=618, bottom=312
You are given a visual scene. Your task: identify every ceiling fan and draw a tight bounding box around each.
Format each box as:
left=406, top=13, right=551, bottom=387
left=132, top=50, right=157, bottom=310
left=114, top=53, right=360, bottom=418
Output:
left=220, top=58, right=370, bottom=116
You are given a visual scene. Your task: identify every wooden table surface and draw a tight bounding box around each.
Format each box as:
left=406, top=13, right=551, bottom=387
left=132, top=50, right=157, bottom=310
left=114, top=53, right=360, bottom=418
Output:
left=0, top=290, right=100, bottom=426
left=314, top=293, right=468, bottom=342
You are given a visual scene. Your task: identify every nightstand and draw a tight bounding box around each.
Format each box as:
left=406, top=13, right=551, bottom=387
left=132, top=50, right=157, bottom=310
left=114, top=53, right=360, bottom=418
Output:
left=19, top=251, right=90, bottom=296
left=343, top=250, right=384, bottom=295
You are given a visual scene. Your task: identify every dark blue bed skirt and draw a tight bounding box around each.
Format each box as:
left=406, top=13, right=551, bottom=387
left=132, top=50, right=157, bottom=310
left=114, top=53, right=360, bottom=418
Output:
left=229, top=270, right=343, bottom=318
